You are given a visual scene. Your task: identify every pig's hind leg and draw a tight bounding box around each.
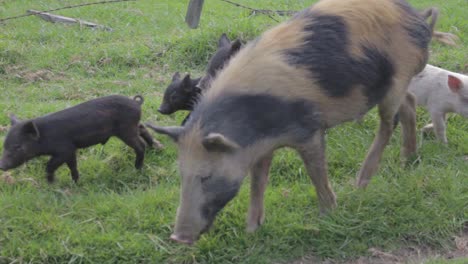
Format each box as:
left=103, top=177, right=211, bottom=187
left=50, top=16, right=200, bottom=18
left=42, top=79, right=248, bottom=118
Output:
left=398, top=92, right=417, bottom=159
left=356, top=82, right=410, bottom=188
left=138, top=124, right=164, bottom=149
left=118, top=127, right=146, bottom=169
left=297, top=130, right=337, bottom=214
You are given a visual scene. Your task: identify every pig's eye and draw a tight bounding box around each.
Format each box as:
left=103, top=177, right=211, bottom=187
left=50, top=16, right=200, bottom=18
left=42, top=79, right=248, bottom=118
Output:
left=13, top=145, right=22, bottom=151
left=170, top=92, right=179, bottom=103
left=201, top=174, right=212, bottom=184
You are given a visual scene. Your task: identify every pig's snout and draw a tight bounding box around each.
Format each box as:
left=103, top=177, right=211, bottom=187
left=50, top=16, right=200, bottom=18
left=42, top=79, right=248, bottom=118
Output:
left=158, top=104, right=172, bottom=115
left=170, top=233, right=194, bottom=245
left=0, top=158, right=8, bottom=171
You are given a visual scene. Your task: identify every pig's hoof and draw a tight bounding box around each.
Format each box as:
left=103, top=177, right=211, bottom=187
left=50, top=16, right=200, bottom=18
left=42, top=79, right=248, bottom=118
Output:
left=152, top=140, right=164, bottom=150
left=422, top=123, right=434, bottom=134
left=246, top=224, right=260, bottom=233
left=46, top=175, right=55, bottom=183
left=246, top=213, right=264, bottom=233
left=135, top=161, right=143, bottom=170
left=170, top=234, right=194, bottom=245
left=318, top=196, right=337, bottom=216
left=355, top=177, right=370, bottom=188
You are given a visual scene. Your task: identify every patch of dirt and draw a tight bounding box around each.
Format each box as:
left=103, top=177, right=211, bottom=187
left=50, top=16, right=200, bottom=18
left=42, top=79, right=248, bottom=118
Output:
left=0, top=125, right=9, bottom=132
left=3, top=65, right=67, bottom=82
left=143, top=65, right=170, bottom=83
left=284, top=231, right=468, bottom=264
left=1, top=172, right=16, bottom=185
left=110, top=80, right=131, bottom=86
left=1, top=172, right=41, bottom=187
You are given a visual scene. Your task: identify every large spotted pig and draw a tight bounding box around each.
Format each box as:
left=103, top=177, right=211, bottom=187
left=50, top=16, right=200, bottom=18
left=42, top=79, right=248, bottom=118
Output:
left=147, top=0, right=438, bottom=244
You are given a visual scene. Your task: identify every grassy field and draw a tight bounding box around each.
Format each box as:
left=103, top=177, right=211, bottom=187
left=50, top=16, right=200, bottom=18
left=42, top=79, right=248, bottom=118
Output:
left=0, top=0, right=467, bottom=263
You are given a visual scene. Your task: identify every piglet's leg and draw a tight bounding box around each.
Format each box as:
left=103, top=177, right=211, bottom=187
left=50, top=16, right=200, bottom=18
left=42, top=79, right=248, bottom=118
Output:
left=430, top=112, right=448, bottom=144
left=246, top=153, right=273, bottom=233
left=66, top=152, right=80, bottom=183
left=298, top=130, right=336, bottom=215
left=119, top=129, right=146, bottom=169
left=46, top=155, right=67, bottom=183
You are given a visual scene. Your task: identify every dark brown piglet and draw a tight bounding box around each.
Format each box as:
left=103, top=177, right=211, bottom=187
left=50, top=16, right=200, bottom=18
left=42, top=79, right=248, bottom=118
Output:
left=0, top=95, right=160, bottom=183
left=159, top=34, right=243, bottom=125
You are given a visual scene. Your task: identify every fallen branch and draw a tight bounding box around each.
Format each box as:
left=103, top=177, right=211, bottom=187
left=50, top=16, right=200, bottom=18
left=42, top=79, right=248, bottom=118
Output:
left=0, top=0, right=136, bottom=23
left=27, top=9, right=112, bottom=31
left=219, top=0, right=296, bottom=16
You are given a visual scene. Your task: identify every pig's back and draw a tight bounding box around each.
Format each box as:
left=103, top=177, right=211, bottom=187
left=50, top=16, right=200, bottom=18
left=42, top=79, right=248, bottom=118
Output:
left=203, top=0, right=431, bottom=128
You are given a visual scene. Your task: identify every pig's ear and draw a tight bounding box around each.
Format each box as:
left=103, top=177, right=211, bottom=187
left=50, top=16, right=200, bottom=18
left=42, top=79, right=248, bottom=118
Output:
left=182, top=74, right=192, bottom=92
left=218, top=33, right=230, bottom=48
left=172, top=72, right=181, bottom=81
left=230, top=39, right=242, bottom=55
left=202, top=133, right=240, bottom=153
left=22, top=121, right=40, bottom=140
left=9, top=114, right=20, bottom=125
left=145, top=123, right=183, bottom=142
left=448, top=75, right=463, bottom=94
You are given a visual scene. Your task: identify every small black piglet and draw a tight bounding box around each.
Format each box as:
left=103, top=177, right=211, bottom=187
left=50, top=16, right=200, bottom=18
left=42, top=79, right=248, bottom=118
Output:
left=0, top=95, right=159, bottom=183
left=159, top=33, right=243, bottom=125
left=158, top=72, right=201, bottom=116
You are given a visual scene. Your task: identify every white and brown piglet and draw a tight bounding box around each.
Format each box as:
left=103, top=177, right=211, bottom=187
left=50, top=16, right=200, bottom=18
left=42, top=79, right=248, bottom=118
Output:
left=409, top=64, right=468, bottom=143
left=147, top=0, right=439, bottom=244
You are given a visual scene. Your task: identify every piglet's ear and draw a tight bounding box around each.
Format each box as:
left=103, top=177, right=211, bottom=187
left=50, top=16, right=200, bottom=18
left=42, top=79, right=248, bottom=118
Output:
left=145, top=123, right=183, bottom=142
left=230, top=39, right=242, bottom=55
left=218, top=33, right=230, bottom=48
left=182, top=74, right=192, bottom=92
left=22, top=121, right=40, bottom=140
left=172, top=72, right=181, bottom=81
left=448, top=75, right=463, bottom=94
left=202, top=133, right=240, bottom=153
left=9, top=114, right=20, bottom=126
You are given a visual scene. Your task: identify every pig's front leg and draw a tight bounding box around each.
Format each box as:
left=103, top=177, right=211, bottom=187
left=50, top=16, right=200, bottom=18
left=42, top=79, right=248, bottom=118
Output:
left=246, top=153, right=273, bottom=233
left=45, top=155, right=68, bottom=183
left=427, top=112, right=448, bottom=144
left=65, top=152, right=80, bottom=183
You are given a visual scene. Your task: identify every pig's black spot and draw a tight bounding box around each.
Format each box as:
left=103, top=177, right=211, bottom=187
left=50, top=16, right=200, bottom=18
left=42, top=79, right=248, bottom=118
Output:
left=201, top=177, right=240, bottom=222
left=188, top=94, right=321, bottom=148
left=286, top=11, right=395, bottom=107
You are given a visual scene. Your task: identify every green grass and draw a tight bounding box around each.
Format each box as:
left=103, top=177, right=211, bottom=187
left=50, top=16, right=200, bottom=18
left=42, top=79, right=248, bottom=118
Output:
left=0, top=0, right=467, bottom=263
